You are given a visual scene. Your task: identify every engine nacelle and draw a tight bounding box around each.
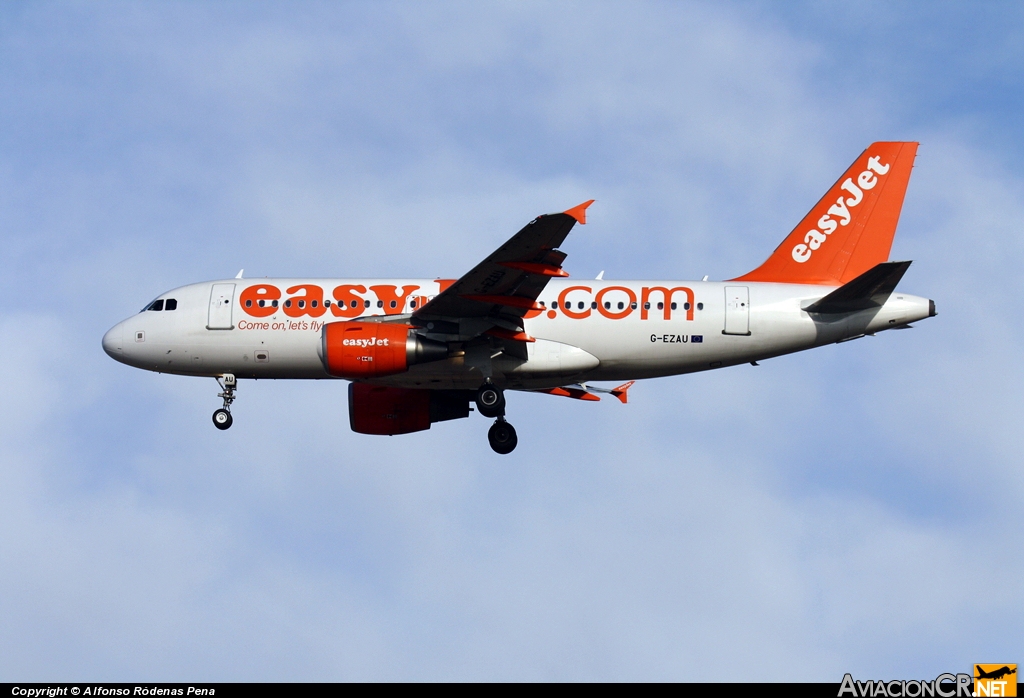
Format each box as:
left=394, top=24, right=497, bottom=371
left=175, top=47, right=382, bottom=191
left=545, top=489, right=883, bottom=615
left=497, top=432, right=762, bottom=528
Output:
left=348, top=383, right=470, bottom=435
left=321, top=321, right=448, bottom=379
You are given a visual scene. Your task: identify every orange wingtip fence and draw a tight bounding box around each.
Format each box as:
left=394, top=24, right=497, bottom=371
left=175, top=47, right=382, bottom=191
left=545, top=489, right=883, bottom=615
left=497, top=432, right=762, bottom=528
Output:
left=563, top=199, right=595, bottom=225
left=610, top=381, right=635, bottom=404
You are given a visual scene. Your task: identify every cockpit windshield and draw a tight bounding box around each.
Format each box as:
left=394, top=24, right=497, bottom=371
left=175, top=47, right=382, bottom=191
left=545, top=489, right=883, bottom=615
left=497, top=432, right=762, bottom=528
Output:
left=140, top=298, right=177, bottom=312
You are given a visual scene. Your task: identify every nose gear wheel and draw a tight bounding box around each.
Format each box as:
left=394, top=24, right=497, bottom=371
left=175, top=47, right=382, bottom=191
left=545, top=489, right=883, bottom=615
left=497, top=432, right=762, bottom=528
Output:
left=212, top=374, right=236, bottom=430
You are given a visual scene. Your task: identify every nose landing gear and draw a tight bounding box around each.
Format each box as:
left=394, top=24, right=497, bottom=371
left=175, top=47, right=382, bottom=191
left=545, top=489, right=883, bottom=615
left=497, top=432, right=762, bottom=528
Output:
left=477, top=383, right=517, bottom=454
left=212, top=374, right=236, bottom=430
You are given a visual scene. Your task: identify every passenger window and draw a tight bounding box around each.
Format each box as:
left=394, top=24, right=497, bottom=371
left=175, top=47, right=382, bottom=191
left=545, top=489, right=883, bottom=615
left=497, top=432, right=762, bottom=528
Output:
left=390, top=300, right=397, bottom=308
left=643, top=302, right=650, bottom=310
left=351, top=300, right=358, bottom=308
left=258, top=300, right=265, bottom=307
left=165, top=299, right=177, bottom=310
left=365, top=300, right=371, bottom=308
left=697, top=302, right=703, bottom=310
left=578, top=302, right=584, bottom=310
left=410, top=301, right=417, bottom=308
left=324, top=300, right=331, bottom=307
left=377, top=300, right=384, bottom=308
left=272, top=300, right=279, bottom=308
left=630, top=302, right=637, bottom=310
left=591, top=302, right=597, bottom=309
left=684, top=302, right=690, bottom=310
left=657, top=302, right=664, bottom=310
left=604, top=302, right=610, bottom=309
left=148, top=299, right=164, bottom=311
left=671, top=302, right=677, bottom=310
left=311, top=300, right=318, bottom=308
left=284, top=300, right=292, bottom=308
left=245, top=299, right=252, bottom=308
left=297, top=300, right=305, bottom=308
left=617, top=302, right=624, bottom=310
left=552, top=302, right=558, bottom=309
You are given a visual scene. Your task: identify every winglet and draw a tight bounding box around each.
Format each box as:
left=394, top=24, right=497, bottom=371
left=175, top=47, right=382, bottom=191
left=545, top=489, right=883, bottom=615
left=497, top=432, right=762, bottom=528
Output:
left=563, top=199, right=595, bottom=225
left=610, top=381, right=635, bottom=404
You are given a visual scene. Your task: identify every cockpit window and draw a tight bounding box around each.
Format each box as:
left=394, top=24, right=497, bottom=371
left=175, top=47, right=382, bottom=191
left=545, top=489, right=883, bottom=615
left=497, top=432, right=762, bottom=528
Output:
left=147, top=299, right=164, bottom=311
left=165, top=299, right=177, bottom=310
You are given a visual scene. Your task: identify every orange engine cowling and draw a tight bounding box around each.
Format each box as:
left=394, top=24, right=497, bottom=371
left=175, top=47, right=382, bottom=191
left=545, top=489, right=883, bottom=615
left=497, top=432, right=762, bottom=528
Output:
left=321, top=321, right=448, bottom=379
left=349, top=383, right=471, bottom=435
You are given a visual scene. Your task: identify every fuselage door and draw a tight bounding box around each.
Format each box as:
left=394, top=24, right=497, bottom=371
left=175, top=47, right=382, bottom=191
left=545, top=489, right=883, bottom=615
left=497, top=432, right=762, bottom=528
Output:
left=723, top=286, right=751, bottom=336
left=207, top=283, right=236, bottom=330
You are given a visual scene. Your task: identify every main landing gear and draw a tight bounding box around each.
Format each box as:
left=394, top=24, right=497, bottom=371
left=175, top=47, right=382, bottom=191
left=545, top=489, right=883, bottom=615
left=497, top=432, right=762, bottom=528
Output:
left=477, top=383, right=517, bottom=454
left=487, top=418, right=517, bottom=455
left=212, top=374, right=236, bottom=430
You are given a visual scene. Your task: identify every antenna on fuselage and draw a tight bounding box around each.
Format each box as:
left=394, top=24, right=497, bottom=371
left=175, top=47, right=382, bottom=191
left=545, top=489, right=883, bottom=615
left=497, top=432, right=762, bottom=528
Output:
left=595, top=270, right=605, bottom=280
left=235, top=269, right=244, bottom=279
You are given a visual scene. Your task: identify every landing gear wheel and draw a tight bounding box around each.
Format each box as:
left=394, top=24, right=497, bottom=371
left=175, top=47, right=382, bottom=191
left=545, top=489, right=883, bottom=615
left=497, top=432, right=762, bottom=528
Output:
left=487, top=419, right=517, bottom=454
left=476, top=384, right=505, bottom=418
left=212, top=374, right=237, bottom=430
left=212, top=408, right=233, bottom=430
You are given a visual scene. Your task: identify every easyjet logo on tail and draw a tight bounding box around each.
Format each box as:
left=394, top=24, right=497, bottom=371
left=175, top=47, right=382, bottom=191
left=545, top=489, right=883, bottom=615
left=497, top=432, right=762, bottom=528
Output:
left=791, top=155, right=890, bottom=263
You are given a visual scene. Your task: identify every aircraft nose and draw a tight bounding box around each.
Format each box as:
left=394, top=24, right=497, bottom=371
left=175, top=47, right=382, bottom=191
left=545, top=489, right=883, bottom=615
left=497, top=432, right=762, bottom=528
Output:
left=102, top=322, right=124, bottom=359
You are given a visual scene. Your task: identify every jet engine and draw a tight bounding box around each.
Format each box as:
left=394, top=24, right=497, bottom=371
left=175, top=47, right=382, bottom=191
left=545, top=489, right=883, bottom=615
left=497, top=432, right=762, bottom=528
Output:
left=321, top=321, right=448, bottom=379
left=348, top=383, right=470, bottom=435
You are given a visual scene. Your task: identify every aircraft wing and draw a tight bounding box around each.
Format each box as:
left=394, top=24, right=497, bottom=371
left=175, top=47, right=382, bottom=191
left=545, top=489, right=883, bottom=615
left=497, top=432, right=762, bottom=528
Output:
left=413, top=200, right=593, bottom=330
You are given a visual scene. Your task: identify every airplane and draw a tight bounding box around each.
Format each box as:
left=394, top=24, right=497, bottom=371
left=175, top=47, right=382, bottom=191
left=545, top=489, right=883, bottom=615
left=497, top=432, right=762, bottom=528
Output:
left=102, top=141, right=935, bottom=454
left=975, top=666, right=1016, bottom=681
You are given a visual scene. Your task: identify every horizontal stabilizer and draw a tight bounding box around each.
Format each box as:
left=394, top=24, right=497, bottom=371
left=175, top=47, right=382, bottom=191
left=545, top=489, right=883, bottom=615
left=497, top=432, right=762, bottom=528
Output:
left=805, top=260, right=911, bottom=314
left=534, top=381, right=635, bottom=404
left=535, top=386, right=601, bottom=401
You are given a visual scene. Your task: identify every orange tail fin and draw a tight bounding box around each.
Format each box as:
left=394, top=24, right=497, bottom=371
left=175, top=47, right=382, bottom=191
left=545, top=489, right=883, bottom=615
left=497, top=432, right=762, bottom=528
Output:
left=732, top=142, right=918, bottom=285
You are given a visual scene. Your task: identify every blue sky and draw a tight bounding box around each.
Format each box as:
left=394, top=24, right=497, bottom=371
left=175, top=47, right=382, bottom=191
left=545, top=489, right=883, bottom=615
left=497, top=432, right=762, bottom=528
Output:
left=1, top=1, right=1022, bottom=681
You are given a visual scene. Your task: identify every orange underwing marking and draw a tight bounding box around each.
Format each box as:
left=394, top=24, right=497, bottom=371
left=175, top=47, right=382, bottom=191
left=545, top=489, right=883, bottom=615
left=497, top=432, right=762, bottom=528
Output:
left=498, top=262, right=570, bottom=277
left=563, top=199, right=595, bottom=225
left=485, top=327, right=536, bottom=343
left=610, top=381, right=635, bottom=404
left=462, top=294, right=544, bottom=311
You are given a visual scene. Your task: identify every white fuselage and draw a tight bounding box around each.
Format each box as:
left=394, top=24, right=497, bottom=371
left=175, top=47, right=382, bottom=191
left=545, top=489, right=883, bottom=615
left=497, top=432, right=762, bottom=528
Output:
left=102, top=277, right=933, bottom=390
